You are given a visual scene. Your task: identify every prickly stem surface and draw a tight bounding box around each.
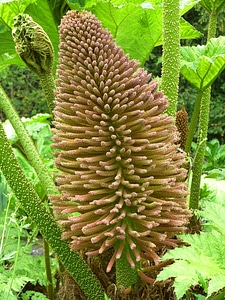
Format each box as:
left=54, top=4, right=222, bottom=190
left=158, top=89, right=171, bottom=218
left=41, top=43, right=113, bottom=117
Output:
left=0, top=122, right=105, bottom=300
left=161, top=0, right=180, bottom=117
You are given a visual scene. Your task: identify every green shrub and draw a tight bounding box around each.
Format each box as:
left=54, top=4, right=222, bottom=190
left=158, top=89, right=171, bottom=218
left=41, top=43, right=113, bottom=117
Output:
left=157, top=179, right=225, bottom=299
left=0, top=65, right=48, bottom=120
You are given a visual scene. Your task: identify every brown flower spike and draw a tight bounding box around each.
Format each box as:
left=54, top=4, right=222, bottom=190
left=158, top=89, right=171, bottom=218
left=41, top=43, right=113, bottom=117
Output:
left=52, top=10, right=191, bottom=273
left=175, top=103, right=189, bottom=150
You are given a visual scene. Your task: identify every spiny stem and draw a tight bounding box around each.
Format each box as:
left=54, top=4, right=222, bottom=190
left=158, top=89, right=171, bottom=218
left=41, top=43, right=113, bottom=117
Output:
left=161, top=0, right=180, bottom=117
left=0, top=122, right=105, bottom=300
left=189, top=89, right=211, bottom=209
left=189, top=6, right=218, bottom=210
left=44, top=238, right=54, bottom=300
left=185, top=90, right=203, bottom=154
left=7, top=217, right=21, bottom=299
left=39, top=70, right=55, bottom=113
left=207, top=11, right=217, bottom=41
left=0, top=84, right=57, bottom=196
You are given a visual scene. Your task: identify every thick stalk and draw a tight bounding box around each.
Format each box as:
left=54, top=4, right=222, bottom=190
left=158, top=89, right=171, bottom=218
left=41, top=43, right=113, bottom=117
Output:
left=39, top=70, right=55, bottom=113
left=189, top=8, right=217, bottom=209
left=44, top=238, right=54, bottom=300
left=161, top=0, right=180, bottom=117
left=207, top=11, right=217, bottom=41
left=189, top=88, right=211, bottom=209
left=0, top=84, right=57, bottom=196
left=0, top=122, right=105, bottom=300
left=185, top=90, right=203, bottom=154
left=116, top=246, right=139, bottom=291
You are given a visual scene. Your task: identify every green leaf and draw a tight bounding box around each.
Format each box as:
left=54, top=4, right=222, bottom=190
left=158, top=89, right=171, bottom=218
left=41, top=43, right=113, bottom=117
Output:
left=157, top=198, right=225, bottom=299
left=22, top=291, right=49, bottom=300
left=82, top=0, right=201, bottom=64
left=205, top=169, right=225, bottom=180
left=0, top=53, right=24, bottom=72
left=199, top=201, right=225, bottom=235
left=13, top=148, right=35, bottom=178
left=157, top=260, right=198, bottom=299
left=179, top=17, right=202, bottom=42
left=208, top=274, right=225, bottom=297
left=200, top=0, right=225, bottom=14
left=0, top=30, right=16, bottom=55
left=89, top=1, right=161, bottom=64
left=157, top=231, right=225, bottom=298
left=47, top=0, right=69, bottom=26
left=0, top=0, right=36, bottom=28
left=200, top=178, right=225, bottom=205
left=180, top=0, right=202, bottom=15
left=180, top=36, right=225, bottom=90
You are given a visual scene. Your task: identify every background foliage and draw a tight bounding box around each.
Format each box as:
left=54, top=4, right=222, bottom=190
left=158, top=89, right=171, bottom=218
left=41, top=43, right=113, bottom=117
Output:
left=0, top=66, right=48, bottom=120
left=146, top=3, right=225, bottom=142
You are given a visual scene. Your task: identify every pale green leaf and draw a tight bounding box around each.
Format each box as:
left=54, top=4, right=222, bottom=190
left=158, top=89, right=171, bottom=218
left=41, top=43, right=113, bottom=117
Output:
left=174, top=275, right=198, bottom=299
left=66, top=0, right=201, bottom=64
left=180, top=231, right=225, bottom=269
left=158, top=231, right=225, bottom=297
left=179, top=17, right=202, bottom=41
left=0, top=53, right=24, bottom=72
left=13, top=148, right=35, bottom=176
left=89, top=1, right=161, bottom=64
left=0, top=30, right=15, bottom=55
left=199, top=200, right=225, bottom=235
left=11, top=276, right=35, bottom=292
left=180, top=0, right=202, bottom=15
left=180, top=36, right=225, bottom=90
left=0, top=0, right=36, bottom=28
left=157, top=260, right=198, bottom=299
left=208, top=274, right=225, bottom=297
left=85, top=0, right=201, bottom=64
left=201, top=177, right=225, bottom=206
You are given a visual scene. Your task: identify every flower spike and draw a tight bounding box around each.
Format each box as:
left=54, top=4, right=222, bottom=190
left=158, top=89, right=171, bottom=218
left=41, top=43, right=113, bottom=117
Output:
left=51, top=10, right=191, bottom=274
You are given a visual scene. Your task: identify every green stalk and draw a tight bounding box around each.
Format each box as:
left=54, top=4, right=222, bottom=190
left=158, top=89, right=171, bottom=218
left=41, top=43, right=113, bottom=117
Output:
left=0, top=122, right=105, bottom=300
left=0, top=192, right=11, bottom=255
left=185, top=90, right=203, bottom=154
left=0, top=84, right=57, bottom=196
left=116, top=246, right=139, bottom=291
left=189, top=88, right=211, bottom=209
left=0, top=85, right=55, bottom=299
left=161, top=0, right=180, bottom=117
left=189, top=6, right=218, bottom=210
left=39, top=70, right=55, bottom=113
left=44, top=239, right=54, bottom=300
left=7, top=217, right=21, bottom=300
left=207, top=10, right=217, bottom=42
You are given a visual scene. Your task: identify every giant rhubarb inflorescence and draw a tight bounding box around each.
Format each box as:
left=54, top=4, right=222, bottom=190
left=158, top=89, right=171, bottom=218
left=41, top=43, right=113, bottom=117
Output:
left=52, top=10, right=191, bottom=273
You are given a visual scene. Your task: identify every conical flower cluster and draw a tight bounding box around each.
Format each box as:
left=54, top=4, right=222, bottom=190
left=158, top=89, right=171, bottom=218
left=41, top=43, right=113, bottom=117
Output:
left=176, top=103, right=189, bottom=150
left=51, top=10, right=191, bottom=272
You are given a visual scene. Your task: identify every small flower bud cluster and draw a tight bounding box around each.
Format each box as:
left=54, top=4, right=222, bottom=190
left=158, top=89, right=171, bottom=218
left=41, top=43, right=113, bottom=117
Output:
left=176, top=103, right=189, bottom=150
left=12, top=13, right=54, bottom=75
